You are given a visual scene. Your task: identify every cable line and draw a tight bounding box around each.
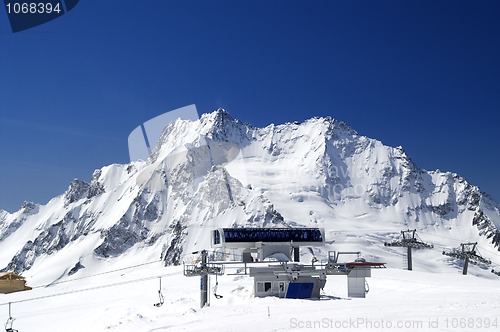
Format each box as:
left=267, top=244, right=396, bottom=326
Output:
left=31, top=259, right=164, bottom=289
left=0, top=270, right=181, bottom=307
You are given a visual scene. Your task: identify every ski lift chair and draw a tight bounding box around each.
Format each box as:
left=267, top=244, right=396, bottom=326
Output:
left=5, top=317, right=18, bottom=332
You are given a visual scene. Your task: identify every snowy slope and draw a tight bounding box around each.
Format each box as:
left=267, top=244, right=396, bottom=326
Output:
left=1, top=263, right=499, bottom=332
left=1, top=108, right=500, bottom=284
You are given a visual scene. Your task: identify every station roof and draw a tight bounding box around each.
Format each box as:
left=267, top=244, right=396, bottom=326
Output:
left=213, top=227, right=325, bottom=248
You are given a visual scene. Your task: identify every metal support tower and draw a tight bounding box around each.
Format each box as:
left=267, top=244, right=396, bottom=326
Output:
left=442, top=242, right=491, bottom=275
left=384, top=229, right=433, bottom=271
left=183, top=250, right=224, bottom=308
left=407, top=246, right=412, bottom=271
left=200, top=250, right=208, bottom=306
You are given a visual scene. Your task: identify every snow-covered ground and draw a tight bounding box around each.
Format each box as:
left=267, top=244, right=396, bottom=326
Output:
left=1, top=251, right=499, bottom=332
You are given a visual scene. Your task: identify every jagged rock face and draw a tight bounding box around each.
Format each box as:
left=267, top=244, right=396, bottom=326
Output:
left=87, top=170, right=105, bottom=199
left=0, top=202, right=39, bottom=243
left=68, top=261, right=85, bottom=276
left=0, top=109, right=499, bottom=278
left=64, top=179, right=91, bottom=206
left=3, top=212, right=76, bottom=272
left=94, top=192, right=159, bottom=258
left=160, top=221, right=187, bottom=266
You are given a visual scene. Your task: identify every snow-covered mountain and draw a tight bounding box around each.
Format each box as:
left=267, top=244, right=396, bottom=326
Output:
left=1, top=109, right=499, bottom=282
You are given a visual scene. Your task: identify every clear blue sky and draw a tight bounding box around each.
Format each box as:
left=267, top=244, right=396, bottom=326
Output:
left=1, top=1, right=499, bottom=212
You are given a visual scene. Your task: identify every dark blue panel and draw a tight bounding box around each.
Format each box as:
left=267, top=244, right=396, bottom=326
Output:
left=64, top=0, right=79, bottom=11
left=222, top=228, right=323, bottom=243
left=285, top=282, right=313, bottom=299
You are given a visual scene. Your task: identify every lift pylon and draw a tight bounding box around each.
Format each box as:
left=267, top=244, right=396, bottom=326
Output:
left=384, top=229, right=433, bottom=271
left=183, top=250, right=224, bottom=308
left=442, top=242, right=491, bottom=275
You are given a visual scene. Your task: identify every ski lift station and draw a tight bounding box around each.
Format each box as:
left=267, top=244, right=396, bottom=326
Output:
left=185, top=227, right=385, bottom=307
left=211, top=227, right=325, bottom=262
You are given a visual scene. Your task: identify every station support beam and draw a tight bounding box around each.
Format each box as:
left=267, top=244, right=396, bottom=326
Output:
left=407, top=247, right=412, bottom=271
left=463, top=256, right=469, bottom=275
left=200, top=250, right=208, bottom=308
